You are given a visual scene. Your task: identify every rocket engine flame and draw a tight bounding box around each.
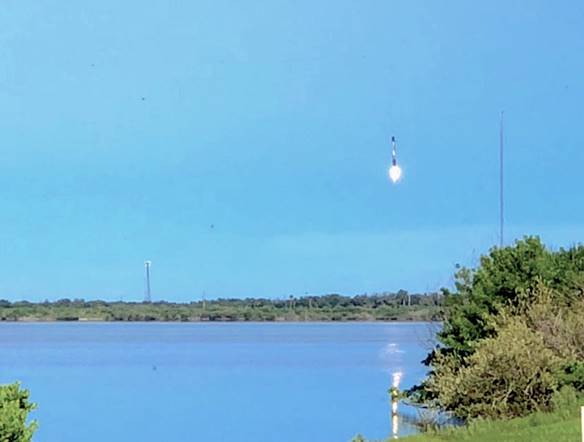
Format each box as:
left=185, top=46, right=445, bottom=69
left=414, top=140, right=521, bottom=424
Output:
left=389, top=165, right=402, bottom=183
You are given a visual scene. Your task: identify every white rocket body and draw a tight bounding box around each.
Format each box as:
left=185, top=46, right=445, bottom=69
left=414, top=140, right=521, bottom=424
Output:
left=389, top=136, right=402, bottom=183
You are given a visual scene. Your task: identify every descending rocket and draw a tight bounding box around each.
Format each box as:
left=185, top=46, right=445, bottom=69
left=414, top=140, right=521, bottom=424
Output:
left=388, top=136, right=402, bottom=183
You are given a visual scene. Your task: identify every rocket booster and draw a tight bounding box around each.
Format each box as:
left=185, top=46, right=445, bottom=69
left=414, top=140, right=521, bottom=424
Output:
left=388, top=135, right=402, bottom=183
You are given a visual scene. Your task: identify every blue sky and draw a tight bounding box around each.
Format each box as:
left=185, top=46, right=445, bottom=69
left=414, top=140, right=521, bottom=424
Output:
left=0, top=1, right=583, bottom=301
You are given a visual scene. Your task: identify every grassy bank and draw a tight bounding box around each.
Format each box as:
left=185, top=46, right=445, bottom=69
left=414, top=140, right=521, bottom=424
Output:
left=403, top=405, right=583, bottom=442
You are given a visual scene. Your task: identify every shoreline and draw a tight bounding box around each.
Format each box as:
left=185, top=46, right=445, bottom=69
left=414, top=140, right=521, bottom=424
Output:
left=0, top=318, right=440, bottom=324
left=0, top=296, right=443, bottom=324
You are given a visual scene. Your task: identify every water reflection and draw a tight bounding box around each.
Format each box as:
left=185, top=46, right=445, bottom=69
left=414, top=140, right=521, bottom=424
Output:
left=390, top=371, right=402, bottom=439
left=389, top=401, right=464, bottom=439
left=391, top=414, right=399, bottom=439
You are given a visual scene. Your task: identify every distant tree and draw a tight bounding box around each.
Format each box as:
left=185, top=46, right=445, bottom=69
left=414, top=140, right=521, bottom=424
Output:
left=396, top=289, right=409, bottom=306
left=55, top=298, right=71, bottom=306
left=0, top=291, right=443, bottom=322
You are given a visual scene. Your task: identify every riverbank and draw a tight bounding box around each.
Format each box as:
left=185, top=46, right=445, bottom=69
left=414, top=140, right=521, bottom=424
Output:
left=0, top=295, right=443, bottom=322
left=0, top=319, right=441, bottom=324
left=402, top=401, right=583, bottom=442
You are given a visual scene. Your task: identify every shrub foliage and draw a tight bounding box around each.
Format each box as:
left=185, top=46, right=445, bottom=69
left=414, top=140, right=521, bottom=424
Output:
left=0, top=383, right=37, bottom=442
left=411, top=236, right=584, bottom=420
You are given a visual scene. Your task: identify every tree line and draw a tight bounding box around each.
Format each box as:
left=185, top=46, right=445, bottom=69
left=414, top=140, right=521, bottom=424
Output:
left=0, top=291, right=444, bottom=322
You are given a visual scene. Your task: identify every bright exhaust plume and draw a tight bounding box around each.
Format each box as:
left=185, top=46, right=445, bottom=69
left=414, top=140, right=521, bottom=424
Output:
left=389, top=165, right=402, bottom=183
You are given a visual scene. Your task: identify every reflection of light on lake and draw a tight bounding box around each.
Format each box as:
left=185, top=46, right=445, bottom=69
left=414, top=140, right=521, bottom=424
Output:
left=381, top=343, right=405, bottom=439
left=383, top=343, right=404, bottom=355
left=377, top=337, right=434, bottom=439
left=390, top=371, right=402, bottom=438
left=380, top=343, right=405, bottom=377
left=392, top=371, right=402, bottom=389
left=380, top=343, right=404, bottom=366
left=392, top=414, right=399, bottom=439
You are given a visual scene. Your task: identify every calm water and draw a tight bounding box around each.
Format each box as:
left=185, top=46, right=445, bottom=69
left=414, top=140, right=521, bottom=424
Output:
left=0, top=322, right=434, bottom=442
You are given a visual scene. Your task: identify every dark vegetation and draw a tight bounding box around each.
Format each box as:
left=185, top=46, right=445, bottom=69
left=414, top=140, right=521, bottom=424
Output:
left=409, top=236, right=584, bottom=422
left=0, top=292, right=443, bottom=322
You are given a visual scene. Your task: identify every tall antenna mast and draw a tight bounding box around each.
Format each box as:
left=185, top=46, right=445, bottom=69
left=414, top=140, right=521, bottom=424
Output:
left=499, top=111, right=504, bottom=248
left=144, top=260, right=152, bottom=303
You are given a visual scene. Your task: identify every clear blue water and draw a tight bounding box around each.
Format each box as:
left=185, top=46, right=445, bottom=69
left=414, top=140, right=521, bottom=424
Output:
left=0, top=322, right=434, bottom=441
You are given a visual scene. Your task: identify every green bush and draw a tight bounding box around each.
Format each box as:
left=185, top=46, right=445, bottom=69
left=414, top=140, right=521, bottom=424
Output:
left=438, top=237, right=584, bottom=357
left=556, top=362, right=584, bottom=392
left=0, top=383, right=37, bottom=442
left=425, top=318, right=561, bottom=419
left=411, top=237, right=584, bottom=420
